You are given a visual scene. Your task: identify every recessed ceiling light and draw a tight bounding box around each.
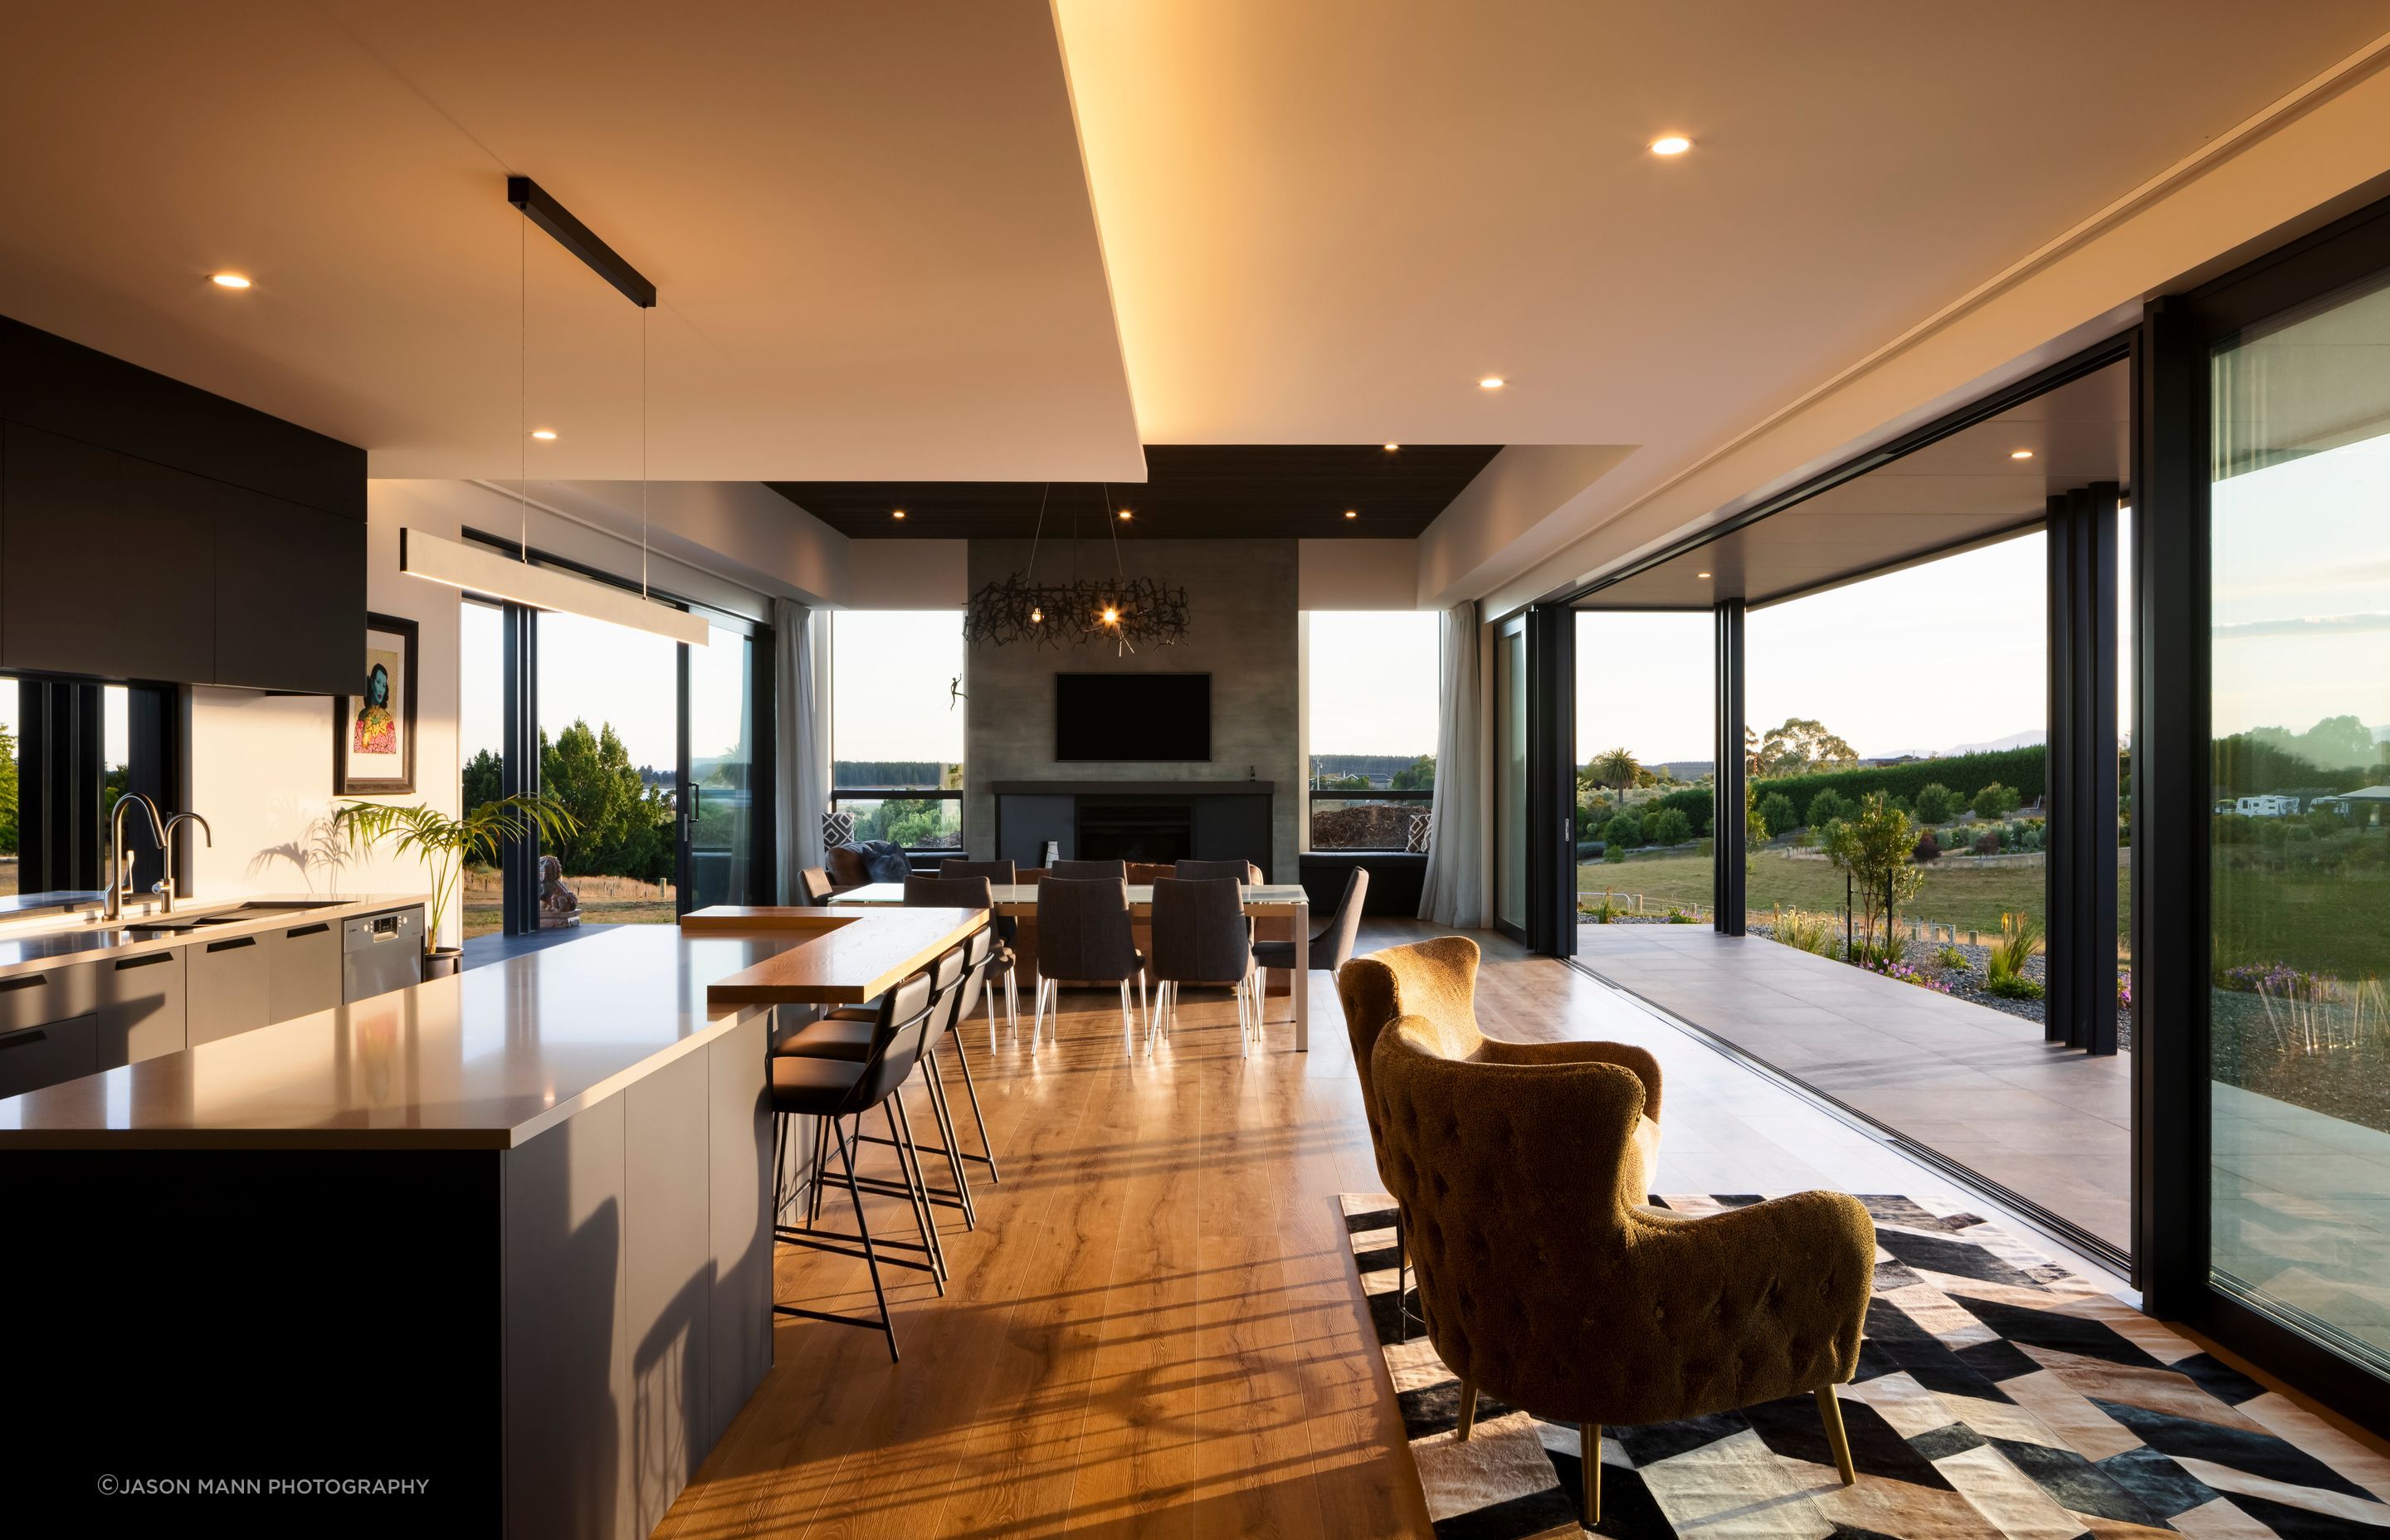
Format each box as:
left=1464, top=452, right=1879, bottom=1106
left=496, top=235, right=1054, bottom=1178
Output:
left=210, top=273, right=251, bottom=290
left=1696, top=571, right=1711, bottom=579
left=529, top=428, right=558, bottom=441
left=891, top=509, right=906, bottom=519
left=1383, top=442, right=1400, bottom=451
left=1117, top=509, right=1132, bottom=520
left=1344, top=509, right=1358, bottom=519
left=1649, top=135, right=1693, bottom=157
left=1479, top=376, right=1505, bottom=390
left=2010, top=448, right=2035, bottom=460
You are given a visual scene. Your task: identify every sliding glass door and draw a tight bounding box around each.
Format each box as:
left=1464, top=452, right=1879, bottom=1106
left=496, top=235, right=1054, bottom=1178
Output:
left=685, top=621, right=759, bottom=910
left=1494, top=612, right=1528, bottom=939
left=2207, top=269, right=2390, bottom=1376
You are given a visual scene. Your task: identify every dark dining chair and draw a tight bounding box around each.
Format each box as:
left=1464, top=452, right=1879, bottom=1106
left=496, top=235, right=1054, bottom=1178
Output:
left=1031, top=877, right=1144, bottom=1051
left=939, top=860, right=1020, bottom=1027
left=796, top=866, right=836, bottom=906
left=1173, top=859, right=1261, bottom=884
left=768, top=970, right=939, bottom=1361
left=1050, top=859, right=1128, bottom=881
left=1254, top=866, right=1368, bottom=979
left=1146, top=877, right=1258, bottom=1056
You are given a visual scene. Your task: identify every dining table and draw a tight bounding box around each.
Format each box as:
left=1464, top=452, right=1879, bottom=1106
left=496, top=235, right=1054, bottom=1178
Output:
left=824, top=882, right=1316, bottom=1050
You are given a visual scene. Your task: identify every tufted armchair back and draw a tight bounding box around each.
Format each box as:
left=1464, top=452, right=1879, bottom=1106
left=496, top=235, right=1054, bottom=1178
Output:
left=1338, top=936, right=1664, bottom=1192
left=1372, top=1021, right=1874, bottom=1428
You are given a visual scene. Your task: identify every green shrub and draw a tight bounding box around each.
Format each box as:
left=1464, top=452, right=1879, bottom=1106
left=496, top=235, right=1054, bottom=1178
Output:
left=1664, top=907, right=1696, bottom=924
left=1648, top=807, right=1692, bottom=846
left=1645, top=786, right=1714, bottom=836
left=2260, top=821, right=2290, bottom=850
left=1988, top=972, right=2046, bottom=1000
left=1757, top=792, right=1797, bottom=836
left=1934, top=944, right=1970, bottom=972
left=1806, top=788, right=1849, bottom=828
left=1583, top=896, right=1622, bottom=924
left=1602, top=811, right=1642, bottom=848
left=1972, top=782, right=2020, bottom=819
left=1913, top=782, right=1959, bottom=823
left=1773, top=909, right=1841, bottom=957
left=1913, top=831, right=1940, bottom=862
left=1602, top=844, right=1627, bottom=865
left=1973, top=830, right=2000, bottom=855
left=1985, top=910, right=2042, bottom=997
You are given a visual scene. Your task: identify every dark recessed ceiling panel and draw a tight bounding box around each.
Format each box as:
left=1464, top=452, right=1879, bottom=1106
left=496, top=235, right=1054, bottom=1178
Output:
left=1576, top=359, right=2129, bottom=611
left=770, top=443, right=1502, bottom=539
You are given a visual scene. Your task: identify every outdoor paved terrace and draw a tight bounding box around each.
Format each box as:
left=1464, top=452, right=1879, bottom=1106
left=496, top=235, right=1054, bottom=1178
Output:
left=1574, top=923, right=2130, bottom=1250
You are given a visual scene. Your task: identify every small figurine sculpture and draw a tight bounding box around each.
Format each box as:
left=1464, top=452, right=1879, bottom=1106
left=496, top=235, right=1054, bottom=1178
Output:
left=538, top=854, right=581, bottom=929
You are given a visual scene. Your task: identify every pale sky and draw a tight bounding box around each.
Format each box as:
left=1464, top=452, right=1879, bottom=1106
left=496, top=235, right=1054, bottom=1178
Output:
left=461, top=602, right=750, bottom=776
left=832, top=611, right=965, bottom=764
left=1575, top=524, right=2136, bottom=766
left=1308, top=612, right=1440, bottom=758
left=2212, top=433, right=2390, bottom=741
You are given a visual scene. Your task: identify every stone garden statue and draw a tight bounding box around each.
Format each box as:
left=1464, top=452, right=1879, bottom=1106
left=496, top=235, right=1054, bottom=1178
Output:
left=538, top=854, right=580, bottom=929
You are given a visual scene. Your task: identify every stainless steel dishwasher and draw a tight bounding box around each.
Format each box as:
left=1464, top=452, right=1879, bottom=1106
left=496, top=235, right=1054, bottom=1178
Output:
left=341, top=908, right=423, bottom=1002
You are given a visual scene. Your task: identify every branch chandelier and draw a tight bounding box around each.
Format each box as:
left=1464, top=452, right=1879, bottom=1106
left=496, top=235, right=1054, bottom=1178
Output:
left=962, top=485, right=1189, bottom=652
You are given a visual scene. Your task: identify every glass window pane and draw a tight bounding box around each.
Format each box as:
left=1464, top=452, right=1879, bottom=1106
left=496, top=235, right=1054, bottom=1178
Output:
left=1305, top=612, right=1436, bottom=851
left=1496, top=625, right=1527, bottom=930
left=460, top=602, right=505, bottom=938
left=1573, top=612, right=1713, bottom=922
left=832, top=612, right=963, bottom=849
left=538, top=609, right=679, bottom=923
left=0, top=678, right=16, bottom=896
left=688, top=625, right=757, bottom=906
left=2208, top=274, right=2390, bottom=1367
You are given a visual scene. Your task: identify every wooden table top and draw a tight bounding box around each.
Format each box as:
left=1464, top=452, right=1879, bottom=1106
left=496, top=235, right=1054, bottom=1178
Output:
left=835, top=882, right=1310, bottom=913
left=693, top=905, right=988, bottom=1006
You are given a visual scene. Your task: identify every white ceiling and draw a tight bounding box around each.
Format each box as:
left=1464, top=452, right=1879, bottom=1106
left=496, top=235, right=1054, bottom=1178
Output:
left=1055, top=0, right=2390, bottom=448
left=2, top=0, right=2386, bottom=573
left=0, top=1, right=1143, bottom=481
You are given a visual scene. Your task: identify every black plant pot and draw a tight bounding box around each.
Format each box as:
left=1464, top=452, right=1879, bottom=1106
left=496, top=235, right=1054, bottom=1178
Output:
left=423, top=948, right=463, bottom=981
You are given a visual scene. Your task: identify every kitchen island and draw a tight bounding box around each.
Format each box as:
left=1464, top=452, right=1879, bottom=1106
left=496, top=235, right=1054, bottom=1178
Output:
left=0, top=909, right=985, bottom=1537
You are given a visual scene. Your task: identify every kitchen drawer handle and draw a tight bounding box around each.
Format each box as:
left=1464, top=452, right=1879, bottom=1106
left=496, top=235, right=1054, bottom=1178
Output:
left=0, top=1025, right=47, bottom=1050
left=206, top=936, right=258, bottom=953
left=286, top=923, right=331, bottom=938
left=0, top=974, right=48, bottom=992
left=115, top=953, right=173, bottom=971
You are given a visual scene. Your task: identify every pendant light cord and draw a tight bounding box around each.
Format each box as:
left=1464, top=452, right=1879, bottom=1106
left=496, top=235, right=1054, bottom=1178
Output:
left=518, top=208, right=529, bottom=561
left=1026, top=483, right=1049, bottom=578
left=640, top=305, right=649, bottom=601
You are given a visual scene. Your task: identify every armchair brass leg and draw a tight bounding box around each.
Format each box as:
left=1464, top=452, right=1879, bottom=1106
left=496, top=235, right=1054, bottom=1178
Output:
left=1582, top=1421, right=1601, bottom=1528
left=1454, top=1380, right=1477, bottom=1442
left=1814, top=1385, right=1856, bottom=1486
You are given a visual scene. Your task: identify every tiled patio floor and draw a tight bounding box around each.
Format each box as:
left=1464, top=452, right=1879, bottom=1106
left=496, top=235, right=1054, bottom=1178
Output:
left=1575, top=924, right=2130, bottom=1251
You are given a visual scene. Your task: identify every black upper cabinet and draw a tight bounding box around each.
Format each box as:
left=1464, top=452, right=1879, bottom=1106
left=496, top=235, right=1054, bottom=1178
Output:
left=0, top=316, right=367, bottom=693
left=214, top=485, right=364, bottom=694
left=3, top=423, right=217, bottom=682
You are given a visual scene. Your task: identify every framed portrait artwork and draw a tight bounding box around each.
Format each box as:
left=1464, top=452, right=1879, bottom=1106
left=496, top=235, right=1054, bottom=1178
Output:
left=334, top=612, right=419, bottom=794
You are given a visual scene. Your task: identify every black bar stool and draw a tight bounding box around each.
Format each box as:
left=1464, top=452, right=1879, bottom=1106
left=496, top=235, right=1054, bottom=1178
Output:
left=768, top=970, right=939, bottom=1361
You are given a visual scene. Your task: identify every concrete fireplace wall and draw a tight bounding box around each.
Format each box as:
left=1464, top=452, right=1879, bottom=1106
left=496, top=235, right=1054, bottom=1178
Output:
left=963, top=538, right=1300, bottom=875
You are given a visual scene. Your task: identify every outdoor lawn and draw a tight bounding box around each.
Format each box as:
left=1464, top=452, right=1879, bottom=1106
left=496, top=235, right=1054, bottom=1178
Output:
left=1578, top=846, right=2133, bottom=940
left=461, top=869, right=678, bottom=938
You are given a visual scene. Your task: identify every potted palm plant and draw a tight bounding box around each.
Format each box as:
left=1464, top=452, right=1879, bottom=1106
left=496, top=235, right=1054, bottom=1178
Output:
left=336, top=794, right=578, bottom=978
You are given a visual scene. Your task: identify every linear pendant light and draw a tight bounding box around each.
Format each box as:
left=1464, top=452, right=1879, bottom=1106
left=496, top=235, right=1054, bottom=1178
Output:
left=400, top=529, right=710, bottom=645
left=404, top=174, right=705, bottom=646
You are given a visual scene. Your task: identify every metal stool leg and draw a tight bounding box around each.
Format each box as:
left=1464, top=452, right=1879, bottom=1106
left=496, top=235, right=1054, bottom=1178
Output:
left=920, top=1050, right=978, bottom=1227
left=885, top=1099, right=949, bottom=1287
left=949, top=1034, right=1001, bottom=1183
left=832, top=1115, right=900, bottom=1361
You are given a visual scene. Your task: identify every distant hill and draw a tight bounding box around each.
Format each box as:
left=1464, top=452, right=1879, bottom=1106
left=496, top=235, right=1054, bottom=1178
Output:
left=1878, top=729, right=2046, bottom=759
left=1311, top=753, right=1431, bottom=787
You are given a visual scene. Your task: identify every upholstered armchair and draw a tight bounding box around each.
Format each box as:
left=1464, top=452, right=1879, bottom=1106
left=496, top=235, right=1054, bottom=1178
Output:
left=1372, top=1018, right=1875, bottom=1524
left=1335, top=936, right=1664, bottom=1341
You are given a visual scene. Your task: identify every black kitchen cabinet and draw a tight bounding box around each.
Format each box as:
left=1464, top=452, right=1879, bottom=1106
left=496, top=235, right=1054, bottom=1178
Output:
left=0, top=314, right=366, bottom=693
left=215, top=485, right=366, bottom=694
left=3, top=423, right=217, bottom=680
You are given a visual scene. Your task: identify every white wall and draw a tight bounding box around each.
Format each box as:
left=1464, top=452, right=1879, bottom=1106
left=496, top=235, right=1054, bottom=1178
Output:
left=188, top=489, right=464, bottom=935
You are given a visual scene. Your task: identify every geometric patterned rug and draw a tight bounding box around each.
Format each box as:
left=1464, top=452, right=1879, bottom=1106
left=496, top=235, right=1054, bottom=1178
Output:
left=1342, top=1192, right=2390, bottom=1538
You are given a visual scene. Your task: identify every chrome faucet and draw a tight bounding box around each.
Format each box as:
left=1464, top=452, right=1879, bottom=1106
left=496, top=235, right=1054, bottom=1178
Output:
left=155, top=811, right=212, bottom=916
left=105, top=793, right=168, bottom=921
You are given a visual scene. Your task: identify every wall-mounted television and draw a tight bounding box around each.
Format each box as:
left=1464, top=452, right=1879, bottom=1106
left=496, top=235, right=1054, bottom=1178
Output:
left=1055, top=673, right=1211, bottom=762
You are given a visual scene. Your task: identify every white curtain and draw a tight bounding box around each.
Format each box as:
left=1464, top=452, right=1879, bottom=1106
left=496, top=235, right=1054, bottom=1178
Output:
left=1418, top=600, right=1484, bottom=928
left=773, top=597, right=830, bottom=901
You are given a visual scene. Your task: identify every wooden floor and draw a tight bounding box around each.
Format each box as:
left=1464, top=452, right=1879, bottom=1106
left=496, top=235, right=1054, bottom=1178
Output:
left=655, top=919, right=2110, bottom=1540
